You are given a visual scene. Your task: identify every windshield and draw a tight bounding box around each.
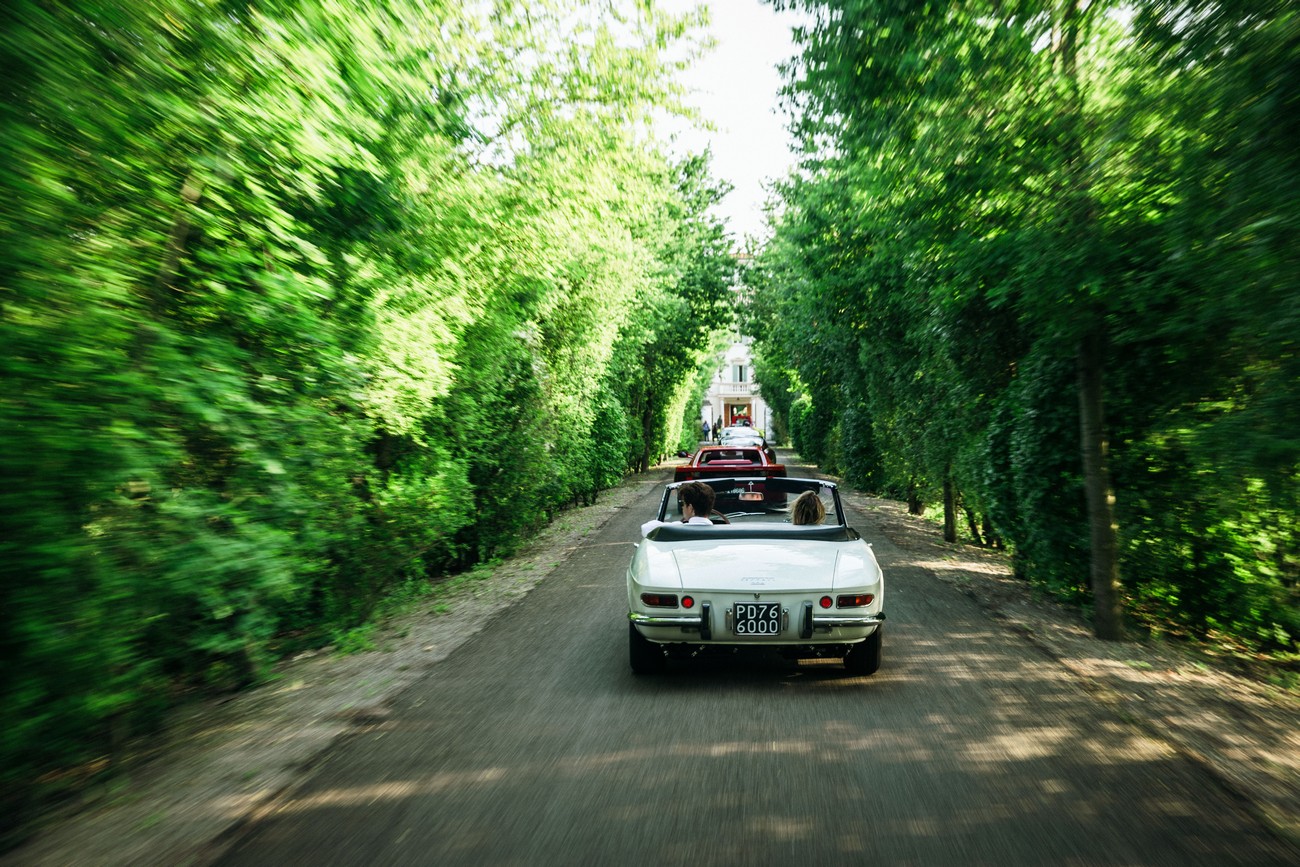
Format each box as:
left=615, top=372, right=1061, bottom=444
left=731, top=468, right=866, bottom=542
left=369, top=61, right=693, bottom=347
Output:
left=658, top=477, right=844, bottom=527
left=698, top=448, right=764, bottom=465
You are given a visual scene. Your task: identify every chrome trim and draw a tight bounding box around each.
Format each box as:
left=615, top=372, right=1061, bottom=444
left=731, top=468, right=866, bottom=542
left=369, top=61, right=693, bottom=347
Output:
left=811, top=612, right=886, bottom=628
left=629, top=611, right=704, bottom=628
left=631, top=610, right=884, bottom=631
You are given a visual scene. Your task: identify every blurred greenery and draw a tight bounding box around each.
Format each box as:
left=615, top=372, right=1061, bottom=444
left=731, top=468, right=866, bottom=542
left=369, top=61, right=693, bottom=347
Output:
left=753, top=0, right=1298, bottom=645
left=0, top=0, right=736, bottom=841
left=8, top=0, right=1296, bottom=846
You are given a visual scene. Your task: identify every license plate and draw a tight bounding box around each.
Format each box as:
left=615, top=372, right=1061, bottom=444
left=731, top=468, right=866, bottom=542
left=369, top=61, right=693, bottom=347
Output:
left=733, top=602, right=782, bottom=636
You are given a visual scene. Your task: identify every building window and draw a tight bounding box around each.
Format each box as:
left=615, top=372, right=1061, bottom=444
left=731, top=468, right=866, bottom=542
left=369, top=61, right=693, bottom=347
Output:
left=734, top=364, right=746, bottom=383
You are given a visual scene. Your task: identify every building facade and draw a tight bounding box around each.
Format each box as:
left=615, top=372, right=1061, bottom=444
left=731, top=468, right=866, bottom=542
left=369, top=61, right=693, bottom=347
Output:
left=701, top=337, right=771, bottom=437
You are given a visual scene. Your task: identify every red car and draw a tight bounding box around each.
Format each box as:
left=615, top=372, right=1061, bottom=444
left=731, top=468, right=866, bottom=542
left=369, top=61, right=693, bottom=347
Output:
left=674, top=446, right=788, bottom=507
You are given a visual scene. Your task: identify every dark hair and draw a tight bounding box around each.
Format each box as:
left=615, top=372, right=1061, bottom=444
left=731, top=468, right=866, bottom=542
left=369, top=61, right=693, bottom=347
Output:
left=678, top=481, right=716, bottom=517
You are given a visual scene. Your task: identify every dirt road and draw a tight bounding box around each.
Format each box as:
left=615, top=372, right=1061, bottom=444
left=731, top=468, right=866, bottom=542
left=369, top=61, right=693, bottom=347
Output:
left=7, top=453, right=1298, bottom=865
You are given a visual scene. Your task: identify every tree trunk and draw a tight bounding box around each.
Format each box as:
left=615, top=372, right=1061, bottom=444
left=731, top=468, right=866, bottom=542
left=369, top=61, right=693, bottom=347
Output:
left=942, top=475, right=957, bottom=543
left=153, top=170, right=205, bottom=307
left=638, top=400, right=655, bottom=474
left=963, top=505, right=984, bottom=546
left=906, top=478, right=924, bottom=515
left=1078, top=328, right=1123, bottom=640
left=1057, top=0, right=1122, bottom=640
left=982, top=514, right=1000, bottom=549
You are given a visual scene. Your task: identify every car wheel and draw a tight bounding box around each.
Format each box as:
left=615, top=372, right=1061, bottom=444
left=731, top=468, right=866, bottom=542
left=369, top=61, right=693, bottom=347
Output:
left=844, top=628, right=882, bottom=676
left=629, top=622, right=666, bottom=674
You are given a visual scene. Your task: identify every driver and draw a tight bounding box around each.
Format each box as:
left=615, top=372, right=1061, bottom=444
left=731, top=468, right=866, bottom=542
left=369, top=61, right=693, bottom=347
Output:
left=641, top=481, right=717, bottom=536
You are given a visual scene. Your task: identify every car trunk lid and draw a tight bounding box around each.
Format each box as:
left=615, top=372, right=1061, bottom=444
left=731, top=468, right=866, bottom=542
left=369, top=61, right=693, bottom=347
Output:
left=668, top=539, right=846, bottom=592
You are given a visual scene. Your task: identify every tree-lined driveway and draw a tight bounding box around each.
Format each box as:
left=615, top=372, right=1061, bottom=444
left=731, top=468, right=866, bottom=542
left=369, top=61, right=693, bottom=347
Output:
left=218, top=458, right=1292, bottom=866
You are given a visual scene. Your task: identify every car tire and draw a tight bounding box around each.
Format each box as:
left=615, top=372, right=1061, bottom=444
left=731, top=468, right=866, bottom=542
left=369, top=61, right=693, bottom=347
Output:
left=629, top=622, right=666, bottom=674
left=844, top=627, right=882, bottom=676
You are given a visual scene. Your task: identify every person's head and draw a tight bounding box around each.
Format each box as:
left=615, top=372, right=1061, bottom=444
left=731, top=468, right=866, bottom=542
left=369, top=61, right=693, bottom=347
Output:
left=678, top=481, right=716, bottom=519
left=791, top=490, right=826, bottom=525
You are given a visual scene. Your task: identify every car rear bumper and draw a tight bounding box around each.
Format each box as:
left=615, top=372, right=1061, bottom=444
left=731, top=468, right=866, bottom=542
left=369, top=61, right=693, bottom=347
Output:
left=629, top=612, right=707, bottom=628
left=810, top=612, right=887, bottom=629
left=629, top=606, right=885, bottom=644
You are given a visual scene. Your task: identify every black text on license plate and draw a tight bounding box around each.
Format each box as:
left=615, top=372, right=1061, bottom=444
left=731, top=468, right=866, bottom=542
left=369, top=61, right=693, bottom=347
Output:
left=733, top=602, right=782, bottom=635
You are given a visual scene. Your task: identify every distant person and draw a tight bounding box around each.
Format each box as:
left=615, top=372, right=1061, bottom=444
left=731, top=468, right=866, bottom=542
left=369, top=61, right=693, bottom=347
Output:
left=791, top=490, right=825, bottom=525
left=702, top=419, right=710, bottom=440
left=641, top=481, right=717, bottom=536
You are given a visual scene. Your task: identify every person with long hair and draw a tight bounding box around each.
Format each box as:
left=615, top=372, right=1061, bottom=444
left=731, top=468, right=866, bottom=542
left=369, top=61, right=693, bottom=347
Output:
left=791, top=490, right=825, bottom=525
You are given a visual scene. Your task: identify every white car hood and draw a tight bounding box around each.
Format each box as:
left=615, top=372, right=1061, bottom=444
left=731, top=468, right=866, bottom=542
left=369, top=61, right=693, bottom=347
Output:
left=634, top=537, right=878, bottom=593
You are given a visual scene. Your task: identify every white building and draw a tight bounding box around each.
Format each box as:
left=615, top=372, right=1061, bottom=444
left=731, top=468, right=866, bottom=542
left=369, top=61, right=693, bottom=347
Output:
left=701, top=337, right=771, bottom=438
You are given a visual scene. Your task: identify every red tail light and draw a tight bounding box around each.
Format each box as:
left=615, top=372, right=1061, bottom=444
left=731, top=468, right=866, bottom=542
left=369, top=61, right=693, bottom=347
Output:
left=819, top=596, right=833, bottom=609
left=836, top=594, right=875, bottom=608
left=681, top=595, right=695, bottom=609
left=640, top=593, right=679, bottom=608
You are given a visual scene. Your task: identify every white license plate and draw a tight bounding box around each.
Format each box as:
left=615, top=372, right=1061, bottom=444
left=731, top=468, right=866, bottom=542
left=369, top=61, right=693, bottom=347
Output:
left=733, top=602, right=782, bottom=635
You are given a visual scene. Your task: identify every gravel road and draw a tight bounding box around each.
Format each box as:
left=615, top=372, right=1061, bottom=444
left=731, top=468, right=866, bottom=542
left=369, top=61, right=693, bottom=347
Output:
left=6, top=452, right=1298, bottom=866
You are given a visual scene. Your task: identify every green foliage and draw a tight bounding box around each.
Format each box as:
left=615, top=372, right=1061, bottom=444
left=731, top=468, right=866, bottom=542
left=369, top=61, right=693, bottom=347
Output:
left=333, top=624, right=378, bottom=656
left=1001, top=352, right=1091, bottom=601
left=756, top=0, right=1298, bottom=648
left=0, top=0, right=732, bottom=838
left=606, top=151, right=736, bottom=471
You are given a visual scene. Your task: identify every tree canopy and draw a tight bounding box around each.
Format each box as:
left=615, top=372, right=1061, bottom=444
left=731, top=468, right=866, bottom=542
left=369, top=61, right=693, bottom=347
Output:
left=0, top=0, right=737, bottom=837
left=751, top=0, right=1298, bottom=644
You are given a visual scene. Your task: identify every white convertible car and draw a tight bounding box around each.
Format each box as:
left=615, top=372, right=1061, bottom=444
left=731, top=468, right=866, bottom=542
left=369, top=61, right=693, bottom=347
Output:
left=627, top=477, right=885, bottom=675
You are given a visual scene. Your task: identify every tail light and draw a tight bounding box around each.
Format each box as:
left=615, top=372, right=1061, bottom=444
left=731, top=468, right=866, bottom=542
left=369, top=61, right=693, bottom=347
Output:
left=640, top=593, right=679, bottom=608
left=837, top=594, right=875, bottom=608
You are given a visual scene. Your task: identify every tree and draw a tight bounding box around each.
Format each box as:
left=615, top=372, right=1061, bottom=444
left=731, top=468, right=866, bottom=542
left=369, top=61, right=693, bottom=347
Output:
left=759, top=0, right=1298, bottom=643
left=0, top=0, right=737, bottom=830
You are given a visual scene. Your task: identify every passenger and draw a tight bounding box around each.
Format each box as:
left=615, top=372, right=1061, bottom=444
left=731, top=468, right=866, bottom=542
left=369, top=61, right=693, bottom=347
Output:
left=641, top=481, right=717, bottom=536
left=791, top=490, right=825, bottom=525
